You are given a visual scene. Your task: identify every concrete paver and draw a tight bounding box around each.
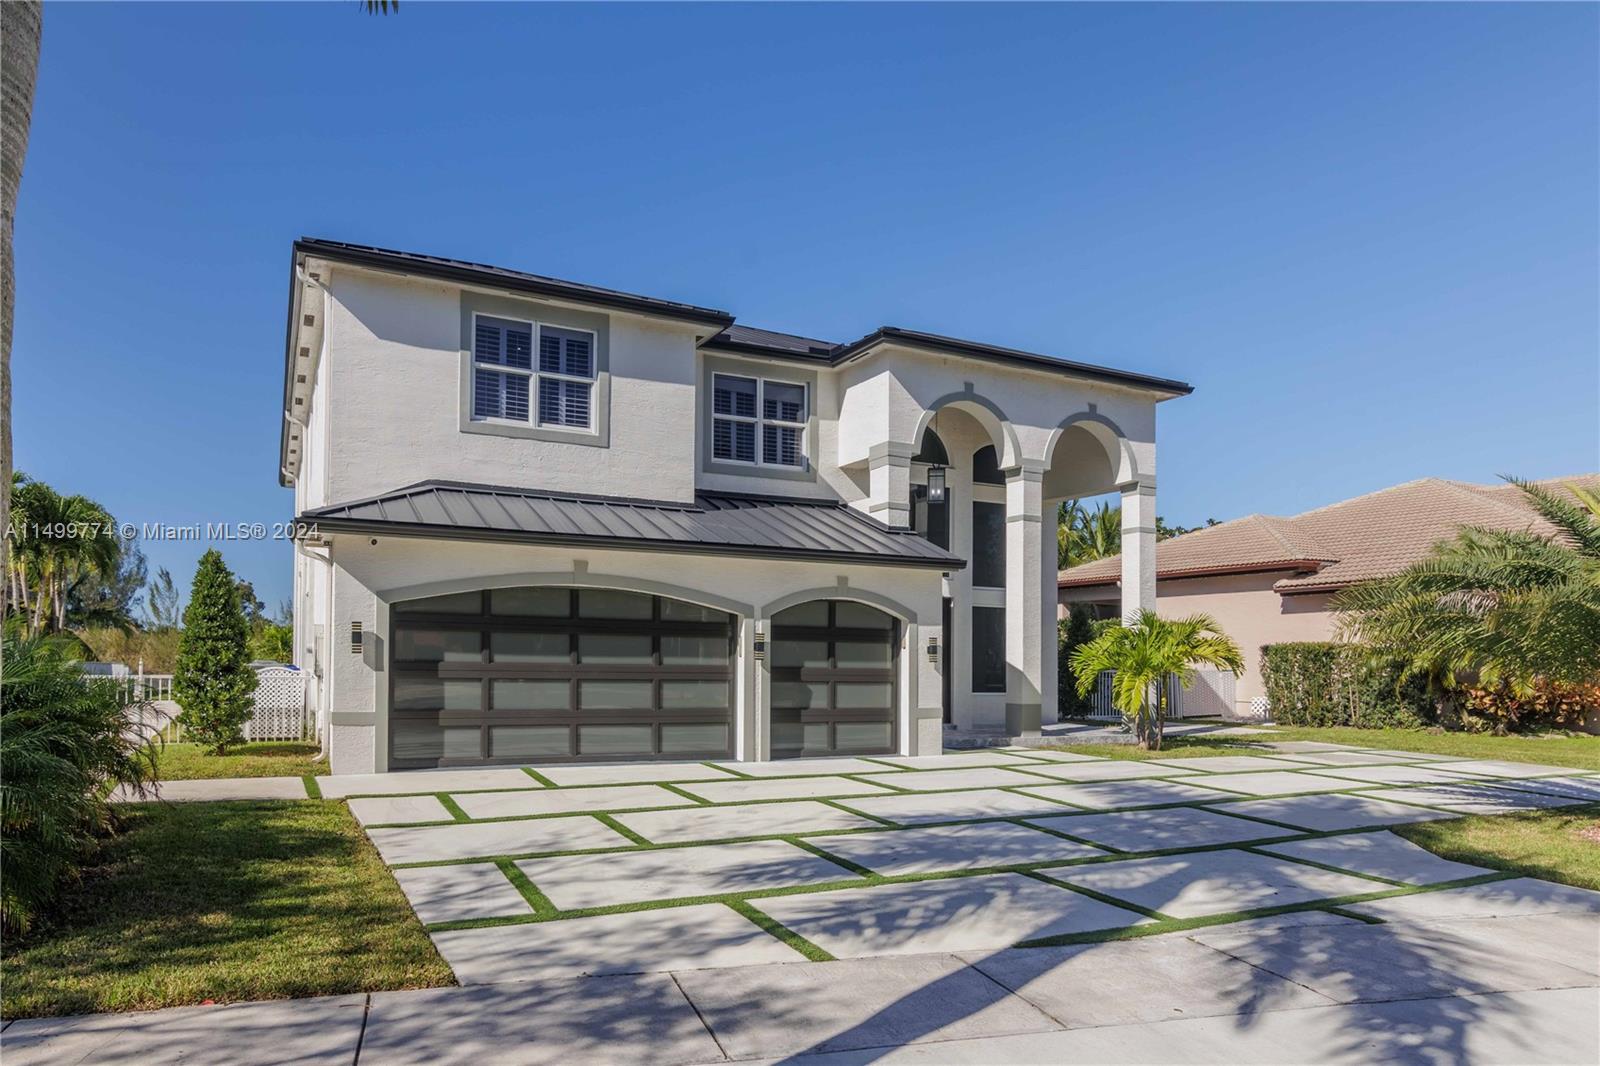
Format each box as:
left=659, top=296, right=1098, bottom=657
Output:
left=1, top=994, right=366, bottom=1066
left=1344, top=877, right=1600, bottom=922
left=869, top=752, right=1044, bottom=770
left=114, top=776, right=309, bottom=803
left=753, top=873, right=1151, bottom=958
left=451, top=784, right=697, bottom=820
left=963, top=935, right=1335, bottom=1027
left=615, top=800, right=882, bottom=843
left=430, top=903, right=804, bottom=983
left=368, top=815, right=632, bottom=864
left=1017, top=778, right=1235, bottom=810
left=803, top=822, right=1104, bottom=876
left=834, top=788, right=1077, bottom=825
left=1415, top=759, right=1578, bottom=779
left=391, top=861, right=534, bottom=925
left=711, top=757, right=907, bottom=777
left=1053, top=849, right=1386, bottom=918
left=1258, top=830, right=1491, bottom=885
left=347, top=794, right=453, bottom=826
left=1500, top=774, right=1600, bottom=801
left=536, top=762, right=743, bottom=787
left=1308, top=764, right=1491, bottom=787
left=1004, top=759, right=1200, bottom=782
left=1184, top=771, right=1356, bottom=797
left=1028, top=806, right=1297, bottom=853
left=1267, top=749, right=1422, bottom=766
left=678, top=775, right=899, bottom=803
left=1148, top=755, right=1318, bottom=773
left=1407, top=913, right=1600, bottom=976
left=857, top=766, right=1056, bottom=792
left=517, top=838, right=862, bottom=909
left=1364, top=783, right=1589, bottom=816
left=1219, top=793, right=1458, bottom=832
left=675, top=954, right=1061, bottom=1059
left=317, top=768, right=540, bottom=798
left=360, top=973, right=724, bottom=1066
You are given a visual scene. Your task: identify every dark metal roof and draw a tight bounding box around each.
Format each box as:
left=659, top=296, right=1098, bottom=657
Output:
left=295, top=239, right=736, bottom=329
left=299, top=481, right=965, bottom=570
left=702, top=324, right=839, bottom=360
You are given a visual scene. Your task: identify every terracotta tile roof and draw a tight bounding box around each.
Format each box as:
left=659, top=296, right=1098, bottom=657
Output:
left=1057, top=475, right=1599, bottom=595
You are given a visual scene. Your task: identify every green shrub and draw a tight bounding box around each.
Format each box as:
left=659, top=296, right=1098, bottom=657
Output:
left=1057, top=606, right=1098, bottom=718
left=172, top=550, right=257, bottom=754
left=1260, top=642, right=1433, bottom=728
left=1, top=633, right=159, bottom=933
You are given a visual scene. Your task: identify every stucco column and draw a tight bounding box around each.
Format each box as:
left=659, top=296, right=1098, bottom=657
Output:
left=1004, top=462, right=1045, bottom=737
left=1120, top=479, right=1157, bottom=620
left=866, top=442, right=914, bottom=528
left=1041, top=495, right=1062, bottom=723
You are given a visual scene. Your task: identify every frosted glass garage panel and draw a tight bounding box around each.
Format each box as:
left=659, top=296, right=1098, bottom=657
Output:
left=835, top=602, right=894, bottom=629
left=578, top=589, right=653, bottom=619
left=492, top=680, right=569, bottom=710
left=491, top=587, right=570, bottom=616
left=580, top=681, right=653, bottom=710
left=394, top=629, right=481, bottom=663
left=835, top=722, right=892, bottom=750
left=395, top=591, right=482, bottom=614
left=660, top=635, right=729, bottom=666
left=491, top=726, right=569, bottom=759
left=491, top=631, right=571, bottom=663
left=393, top=678, right=480, bottom=711
left=661, top=680, right=730, bottom=710
left=578, top=634, right=653, bottom=664
left=580, top=725, right=653, bottom=755
left=661, top=723, right=728, bottom=753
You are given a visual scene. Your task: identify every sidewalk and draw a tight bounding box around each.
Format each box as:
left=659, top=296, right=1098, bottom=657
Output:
left=7, top=902, right=1597, bottom=1066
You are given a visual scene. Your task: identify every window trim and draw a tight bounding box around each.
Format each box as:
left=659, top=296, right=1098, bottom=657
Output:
left=459, top=293, right=611, bottom=448
left=710, top=372, right=809, bottom=470
left=470, top=312, right=598, bottom=432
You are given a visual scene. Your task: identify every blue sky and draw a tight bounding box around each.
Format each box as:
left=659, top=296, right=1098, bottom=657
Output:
left=13, top=3, right=1598, bottom=612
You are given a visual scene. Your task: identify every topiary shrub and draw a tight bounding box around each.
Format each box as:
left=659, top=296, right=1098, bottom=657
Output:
left=1260, top=642, right=1433, bottom=728
left=172, top=550, right=258, bottom=754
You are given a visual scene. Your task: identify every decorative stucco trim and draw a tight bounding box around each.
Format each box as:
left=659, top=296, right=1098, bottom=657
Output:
left=912, top=386, right=1022, bottom=469
left=373, top=570, right=758, bottom=619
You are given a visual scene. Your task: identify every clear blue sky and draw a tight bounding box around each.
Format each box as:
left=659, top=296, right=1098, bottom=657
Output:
left=14, top=3, right=1598, bottom=612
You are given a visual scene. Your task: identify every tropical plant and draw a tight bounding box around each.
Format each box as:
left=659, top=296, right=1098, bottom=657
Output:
left=1, top=629, right=159, bottom=933
left=66, top=533, right=147, bottom=631
left=145, top=566, right=181, bottom=630
left=171, top=550, right=257, bottom=754
left=1335, top=477, right=1600, bottom=697
left=248, top=621, right=293, bottom=663
left=1, top=1, right=43, bottom=626
left=1070, top=610, right=1244, bottom=749
left=1056, top=604, right=1099, bottom=718
left=7, top=474, right=120, bottom=636
left=1058, top=500, right=1121, bottom=568
left=77, top=625, right=183, bottom=675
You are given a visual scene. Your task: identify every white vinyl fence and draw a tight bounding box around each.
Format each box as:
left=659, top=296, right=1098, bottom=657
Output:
left=105, top=663, right=313, bottom=743
left=1086, top=668, right=1237, bottom=721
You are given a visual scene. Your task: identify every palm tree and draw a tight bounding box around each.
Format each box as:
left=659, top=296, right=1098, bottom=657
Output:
left=1070, top=610, right=1244, bottom=750
left=1335, top=477, right=1600, bottom=695
left=1, top=1, right=43, bottom=627
left=1058, top=499, right=1122, bottom=569
left=7, top=475, right=117, bottom=636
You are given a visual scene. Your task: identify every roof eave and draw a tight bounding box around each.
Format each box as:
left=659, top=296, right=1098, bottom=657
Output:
left=1058, top=558, right=1328, bottom=588
left=297, top=513, right=965, bottom=571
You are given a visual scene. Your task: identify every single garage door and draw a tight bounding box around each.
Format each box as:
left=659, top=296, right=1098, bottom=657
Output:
left=769, top=599, right=899, bottom=758
left=388, top=587, right=734, bottom=769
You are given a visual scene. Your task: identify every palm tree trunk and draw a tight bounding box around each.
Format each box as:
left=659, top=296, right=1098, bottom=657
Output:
left=1, top=1, right=43, bottom=634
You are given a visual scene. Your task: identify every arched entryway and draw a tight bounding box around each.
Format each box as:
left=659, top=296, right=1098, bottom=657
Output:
left=388, top=587, right=735, bottom=768
left=769, top=600, right=899, bottom=758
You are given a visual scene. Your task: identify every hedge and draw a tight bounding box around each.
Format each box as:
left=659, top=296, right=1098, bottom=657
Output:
left=1259, top=642, right=1433, bottom=728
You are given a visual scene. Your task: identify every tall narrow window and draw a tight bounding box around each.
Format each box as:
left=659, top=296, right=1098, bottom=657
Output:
left=712, top=374, right=807, bottom=468
left=537, top=325, right=596, bottom=429
left=972, top=501, right=1006, bottom=588
left=472, top=316, right=533, bottom=422
left=971, top=605, right=1006, bottom=693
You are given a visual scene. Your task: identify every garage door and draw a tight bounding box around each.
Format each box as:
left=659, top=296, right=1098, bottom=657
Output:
left=770, top=599, right=899, bottom=758
left=389, top=587, right=734, bottom=769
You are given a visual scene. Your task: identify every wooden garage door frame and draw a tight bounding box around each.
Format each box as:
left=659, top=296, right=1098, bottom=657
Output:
left=388, top=588, right=735, bottom=769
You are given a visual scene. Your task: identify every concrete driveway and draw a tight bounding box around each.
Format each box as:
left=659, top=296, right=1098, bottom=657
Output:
left=325, top=742, right=1598, bottom=985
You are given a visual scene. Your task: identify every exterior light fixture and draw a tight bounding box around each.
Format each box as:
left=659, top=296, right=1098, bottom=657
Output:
left=926, top=465, right=947, bottom=503
left=926, top=633, right=940, bottom=663
left=350, top=621, right=363, bottom=655
left=753, top=628, right=767, bottom=661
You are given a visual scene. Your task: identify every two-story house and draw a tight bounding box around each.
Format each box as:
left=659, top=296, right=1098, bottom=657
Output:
left=280, top=239, right=1191, bottom=774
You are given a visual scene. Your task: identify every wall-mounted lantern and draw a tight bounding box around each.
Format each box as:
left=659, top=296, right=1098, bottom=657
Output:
left=926, top=464, right=947, bottom=504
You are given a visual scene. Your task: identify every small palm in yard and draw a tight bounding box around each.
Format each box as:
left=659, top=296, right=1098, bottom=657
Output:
left=1070, top=610, right=1245, bottom=750
left=171, top=549, right=257, bottom=755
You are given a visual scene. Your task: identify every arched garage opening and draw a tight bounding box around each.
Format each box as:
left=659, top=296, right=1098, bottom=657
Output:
left=769, top=599, right=900, bottom=758
left=389, top=587, right=734, bottom=768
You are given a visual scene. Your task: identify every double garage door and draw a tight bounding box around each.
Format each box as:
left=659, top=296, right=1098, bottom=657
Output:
left=389, top=587, right=735, bottom=769
left=389, top=586, right=900, bottom=769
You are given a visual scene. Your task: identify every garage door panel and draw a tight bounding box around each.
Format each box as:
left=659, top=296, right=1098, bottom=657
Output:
left=770, top=600, right=898, bottom=760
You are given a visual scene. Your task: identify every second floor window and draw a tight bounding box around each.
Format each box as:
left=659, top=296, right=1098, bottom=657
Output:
left=473, top=315, right=595, bottom=430
left=712, top=374, right=807, bottom=468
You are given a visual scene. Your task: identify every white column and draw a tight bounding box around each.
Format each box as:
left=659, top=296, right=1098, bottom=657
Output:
left=1041, top=496, right=1062, bottom=724
left=1004, top=462, right=1045, bottom=736
left=1120, top=479, right=1157, bottom=620
left=866, top=441, right=914, bottom=528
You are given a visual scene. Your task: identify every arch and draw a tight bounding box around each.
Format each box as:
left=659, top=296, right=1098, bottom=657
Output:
left=910, top=386, right=1021, bottom=469
left=377, top=569, right=756, bottom=619
left=911, top=426, right=949, bottom=467
left=971, top=444, right=1005, bottom=486
left=1044, top=410, right=1140, bottom=489
left=759, top=584, right=918, bottom=623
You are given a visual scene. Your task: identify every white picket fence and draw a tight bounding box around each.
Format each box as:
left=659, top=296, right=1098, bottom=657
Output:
left=108, top=664, right=313, bottom=743
left=1086, top=668, right=1237, bottom=721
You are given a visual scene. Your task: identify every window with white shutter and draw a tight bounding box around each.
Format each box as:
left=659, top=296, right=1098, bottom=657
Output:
left=711, top=373, right=807, bottom=468
left=470, top=316, right=596, bottom=431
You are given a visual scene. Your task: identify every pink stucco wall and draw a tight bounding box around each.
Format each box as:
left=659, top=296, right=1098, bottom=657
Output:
left=1060, top=573, right=1338, bottom=718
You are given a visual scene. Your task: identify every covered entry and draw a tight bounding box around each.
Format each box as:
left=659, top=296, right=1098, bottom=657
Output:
left=769, top=599, right=899, bottom=758
left=389, top=587, right=734, bottom=768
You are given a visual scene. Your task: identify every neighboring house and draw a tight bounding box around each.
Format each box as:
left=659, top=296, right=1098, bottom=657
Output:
left=280, top=239, right=1191, bottom=773
left=1058, top=475, right=1600, bottom=719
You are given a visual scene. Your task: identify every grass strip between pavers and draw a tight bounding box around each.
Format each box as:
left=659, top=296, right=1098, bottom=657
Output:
left=725, top=899, right=836, bottom=962
left=302, top=774, right=323, bottom=799
left=522, top=767, right=559, bottom=788
left=436, top=794, right=472, bottom=822
left=497, top=858, right=557, bottom=916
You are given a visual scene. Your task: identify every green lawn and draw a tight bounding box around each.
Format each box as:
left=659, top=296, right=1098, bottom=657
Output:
left=152, top=741, right=329, bottom=780
left=1395, top=803, right=1600, bottom=891
left=2, top=800, right=452, bottom=1018
left=1042, top=723, right=1600, bottom=772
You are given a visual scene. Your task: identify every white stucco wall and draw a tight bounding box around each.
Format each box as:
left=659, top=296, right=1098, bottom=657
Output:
left=319, top=533, right=946, bottom=774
